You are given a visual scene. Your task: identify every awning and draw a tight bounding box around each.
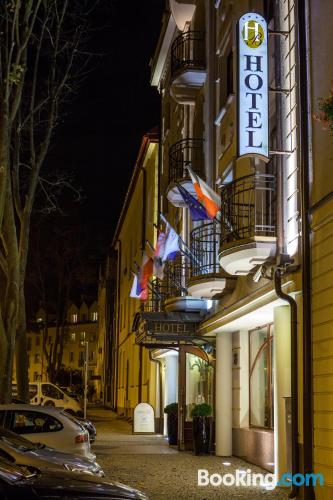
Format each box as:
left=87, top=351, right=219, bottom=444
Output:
left=132, top=311, right=206, bottom=348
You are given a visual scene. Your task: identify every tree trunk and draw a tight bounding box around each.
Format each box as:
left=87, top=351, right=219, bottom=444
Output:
left=15, top=292, right=29, bottom=402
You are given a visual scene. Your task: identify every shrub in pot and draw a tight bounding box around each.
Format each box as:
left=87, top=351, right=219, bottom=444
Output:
left=164, top=402, right=178, bottom=445
left=191, top=403, right=212, bottom=455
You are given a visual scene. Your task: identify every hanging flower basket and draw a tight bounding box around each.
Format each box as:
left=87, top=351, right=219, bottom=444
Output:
left=313, top=84, right=333, bottom=132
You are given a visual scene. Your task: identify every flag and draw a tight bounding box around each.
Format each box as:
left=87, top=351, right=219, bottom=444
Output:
left=187, top=165, right=221, bottom=219
left=130, top=273, right=145, bottom=299
left=177, top=183, right=209, bottom=221
left=153, top=230, right=166, bottom=279
left=162, top=223, right=180, bottom=261
left=139, top=252, right=153, bottom=299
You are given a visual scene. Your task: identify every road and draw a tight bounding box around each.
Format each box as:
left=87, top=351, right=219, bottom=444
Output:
left=89, top=407, right=289, bottom=499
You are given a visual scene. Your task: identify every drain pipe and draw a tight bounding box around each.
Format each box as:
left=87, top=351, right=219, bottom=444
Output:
left=274, top=268, right=299, bottom=499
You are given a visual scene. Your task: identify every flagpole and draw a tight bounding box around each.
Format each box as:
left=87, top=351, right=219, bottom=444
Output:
left=159, top=213, right=202, bottom=267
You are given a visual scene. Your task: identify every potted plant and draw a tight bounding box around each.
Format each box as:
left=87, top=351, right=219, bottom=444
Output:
left=313, top=83, right=333, bottom=132
left=164, top=402, right=178, bottom=445
left=191, top=403, right=212, bottom=455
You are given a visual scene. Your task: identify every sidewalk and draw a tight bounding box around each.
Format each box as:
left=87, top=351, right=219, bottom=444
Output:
left=89, top=407, right=289, bottom=500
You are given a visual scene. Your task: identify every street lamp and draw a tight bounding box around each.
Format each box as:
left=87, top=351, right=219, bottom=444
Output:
left=84, top=341, right=89, bottom=419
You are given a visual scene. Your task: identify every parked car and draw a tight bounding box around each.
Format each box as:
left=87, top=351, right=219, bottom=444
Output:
left=0, top=426, right=104, bottom=476
left=64, top=411, right=97, bottom=442
left=0, top=405, right=93, bottom=459
left=12, top=382, right=83, bottom=416
left=0, top=458, right=148, bottom=499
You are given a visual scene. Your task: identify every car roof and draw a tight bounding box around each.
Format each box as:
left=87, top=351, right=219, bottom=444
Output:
left=0, top=404, right=63, bottom=415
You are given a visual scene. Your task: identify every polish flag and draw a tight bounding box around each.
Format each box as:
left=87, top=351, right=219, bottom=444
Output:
left=187, top=165, right=221, bottom=219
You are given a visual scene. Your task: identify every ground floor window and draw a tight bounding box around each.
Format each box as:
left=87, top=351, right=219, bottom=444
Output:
left=249, top=324, right=274, bottom=429
left=185, top=351, right=214, bottom=421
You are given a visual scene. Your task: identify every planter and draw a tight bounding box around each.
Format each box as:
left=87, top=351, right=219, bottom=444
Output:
left=192, top=416, right=211, bottom=455
left=167, top=413, right=178, bottom=445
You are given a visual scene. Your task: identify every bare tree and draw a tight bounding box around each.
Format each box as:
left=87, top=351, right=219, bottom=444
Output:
left=0, top=0, right=100, bottom=402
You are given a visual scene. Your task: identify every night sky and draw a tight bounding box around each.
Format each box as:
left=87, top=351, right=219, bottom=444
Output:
left=46, top=0, right=165, bottom=250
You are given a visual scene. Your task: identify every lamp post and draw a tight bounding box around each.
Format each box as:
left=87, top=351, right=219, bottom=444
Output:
left=84, top=341, right=89, bottom=419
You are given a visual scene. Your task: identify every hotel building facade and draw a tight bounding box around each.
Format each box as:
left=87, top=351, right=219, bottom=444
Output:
left=108, top=1, right=333, bottom=498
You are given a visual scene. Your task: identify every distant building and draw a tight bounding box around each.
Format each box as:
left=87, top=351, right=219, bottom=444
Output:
left=22, top=301, right=104, bottom=401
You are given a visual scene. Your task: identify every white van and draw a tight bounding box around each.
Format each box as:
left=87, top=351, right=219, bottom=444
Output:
left=12, top=382, right=83, bottom=416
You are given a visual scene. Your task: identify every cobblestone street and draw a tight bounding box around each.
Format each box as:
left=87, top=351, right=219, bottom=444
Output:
left=89, top=408, right=289, bottom=500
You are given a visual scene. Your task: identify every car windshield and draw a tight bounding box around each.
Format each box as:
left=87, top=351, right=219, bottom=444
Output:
left=0, top=429, right=37, bottom=452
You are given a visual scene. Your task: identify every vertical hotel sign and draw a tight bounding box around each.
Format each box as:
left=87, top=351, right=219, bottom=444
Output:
left=237, top=13, right=269, bottom=161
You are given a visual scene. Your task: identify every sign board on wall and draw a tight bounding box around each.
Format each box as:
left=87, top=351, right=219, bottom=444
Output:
left=133, top=403, right=155, bottom=434
left=237, top=13, right=269, bottom=161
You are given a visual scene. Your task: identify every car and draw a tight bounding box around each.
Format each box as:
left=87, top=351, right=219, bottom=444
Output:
left=64, top=411, right=97, bottom=442
left=0, top=458, right=148, bottom=499
left=0, top=404, right=93, bottom=459
left=12, top=382, right=83, bottom=416
left=0, top=426, right=104, bottom=477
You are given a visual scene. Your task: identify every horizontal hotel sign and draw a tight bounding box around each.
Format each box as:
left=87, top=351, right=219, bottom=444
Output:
left=133, top=312, right=200, bottom=347
left=237, top=13, right=269, bottom=162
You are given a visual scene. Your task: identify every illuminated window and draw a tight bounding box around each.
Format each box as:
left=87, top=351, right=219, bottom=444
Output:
left=91, top=312, right=98, bottom=321
left=79, top=331, right=86, bottom=347
left=72, top=314, right=78, bottom=323
left=69, top=332, right=76, bottom=343
left=249, top=324, right=274, bottom=429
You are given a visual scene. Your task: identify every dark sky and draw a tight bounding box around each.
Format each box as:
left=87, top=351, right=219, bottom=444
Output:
left=47, top=1, right=165, bottom=249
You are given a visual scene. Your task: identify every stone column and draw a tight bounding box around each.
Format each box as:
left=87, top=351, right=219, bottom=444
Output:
left=215, top=331, right=233, bottom=456
left=273, top=305, right=291, bottom=479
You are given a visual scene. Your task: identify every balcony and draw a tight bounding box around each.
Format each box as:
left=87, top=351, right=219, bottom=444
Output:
left=144, top=279, right=167, bottom=313
left=162, top=255, right=207, bottom=313
left=167, top=138, right=204, bottom=207
left=170, top=0, right=196, bottom=31
left=170, top=31, right=206, bottom=104
left=187, top=221, right=228, bottom=298
left=219, top=174, right=276, bottom=276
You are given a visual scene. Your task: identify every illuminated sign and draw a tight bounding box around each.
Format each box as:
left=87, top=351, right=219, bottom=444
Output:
left=237, top=13, right=269, bottom=161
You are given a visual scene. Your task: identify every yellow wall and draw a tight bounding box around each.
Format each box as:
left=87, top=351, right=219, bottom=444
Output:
left=116, top=140, right=159, bottom=417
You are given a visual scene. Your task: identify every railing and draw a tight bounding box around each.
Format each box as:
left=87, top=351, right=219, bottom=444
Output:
left=168, top=138, right=204, bottom=185
left=171, top=31, right=206, bottom=78
left=164, top=254, right=191, bottom=297
left=220, top=173, right=276, bottom=246
left=144, top=279, right=167, bottom=313
left=190, top=221, right=221, bottom=277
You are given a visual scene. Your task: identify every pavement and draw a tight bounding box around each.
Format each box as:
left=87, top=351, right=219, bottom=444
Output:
left=89, top=407, right=290, bottom=500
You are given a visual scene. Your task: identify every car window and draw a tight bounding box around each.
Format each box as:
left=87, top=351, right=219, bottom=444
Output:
left=42, top=384, right=63, bottom=400
left=11, top=411, right=63, bottom=434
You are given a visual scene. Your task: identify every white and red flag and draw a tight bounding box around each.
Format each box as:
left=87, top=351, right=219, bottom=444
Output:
left=187, top=165, right=221, bottom=220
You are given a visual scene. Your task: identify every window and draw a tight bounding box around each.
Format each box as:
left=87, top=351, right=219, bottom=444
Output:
left=79, top=351, right=85, bottom=367
left=81, top=313, right=87, bottom=322
left=72, top=314, right=78, bottom=323
left=34, top=354, right=41, bottom=364
left=91, top=312, right=98, bottom=322
left=69, top=352, right=74, bottom=363
left=11, top=410, right=63, bottom=434
left=41, top=384, right=64, bottom=400
left=249, top=325, right=274, bottom=428
left=185, top=352, right=214, bottom=422
left=89, top=333, right=96, bottom=342
left=69, top=332, right=76, bottom=343
left=79, top=331, right=86, bottom=347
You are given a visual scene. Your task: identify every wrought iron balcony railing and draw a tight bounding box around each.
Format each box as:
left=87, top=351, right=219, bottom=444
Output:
left=190, top=221, right=221, bottom=277
left=171, top=31, right=206, bottom=79
left=168, top=138, right=204, bottom=185
left=144, top=279, right=167, bottom=313
left=220, top=173, right=276, bottom=247
left=164, top=254, right=190, bottom=297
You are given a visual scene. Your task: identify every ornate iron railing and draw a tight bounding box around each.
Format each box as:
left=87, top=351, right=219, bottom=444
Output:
left=144, top=279, right=167, bottom=313
left=190, top=221, right=221, bottom=277
left=220, top=173, right=276, bottom=246
left=168, top=138, right=204, bottom=185
left=164, top=254, right=191, bottom=297
left=171, top=31, right=206, bottom=78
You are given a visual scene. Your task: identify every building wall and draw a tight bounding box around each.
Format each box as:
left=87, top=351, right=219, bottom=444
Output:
left=115, top=138, right=159, bottom=418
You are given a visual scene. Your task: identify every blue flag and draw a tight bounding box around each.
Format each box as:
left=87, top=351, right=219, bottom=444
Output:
left=177, top=184, right=209, bottom=221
